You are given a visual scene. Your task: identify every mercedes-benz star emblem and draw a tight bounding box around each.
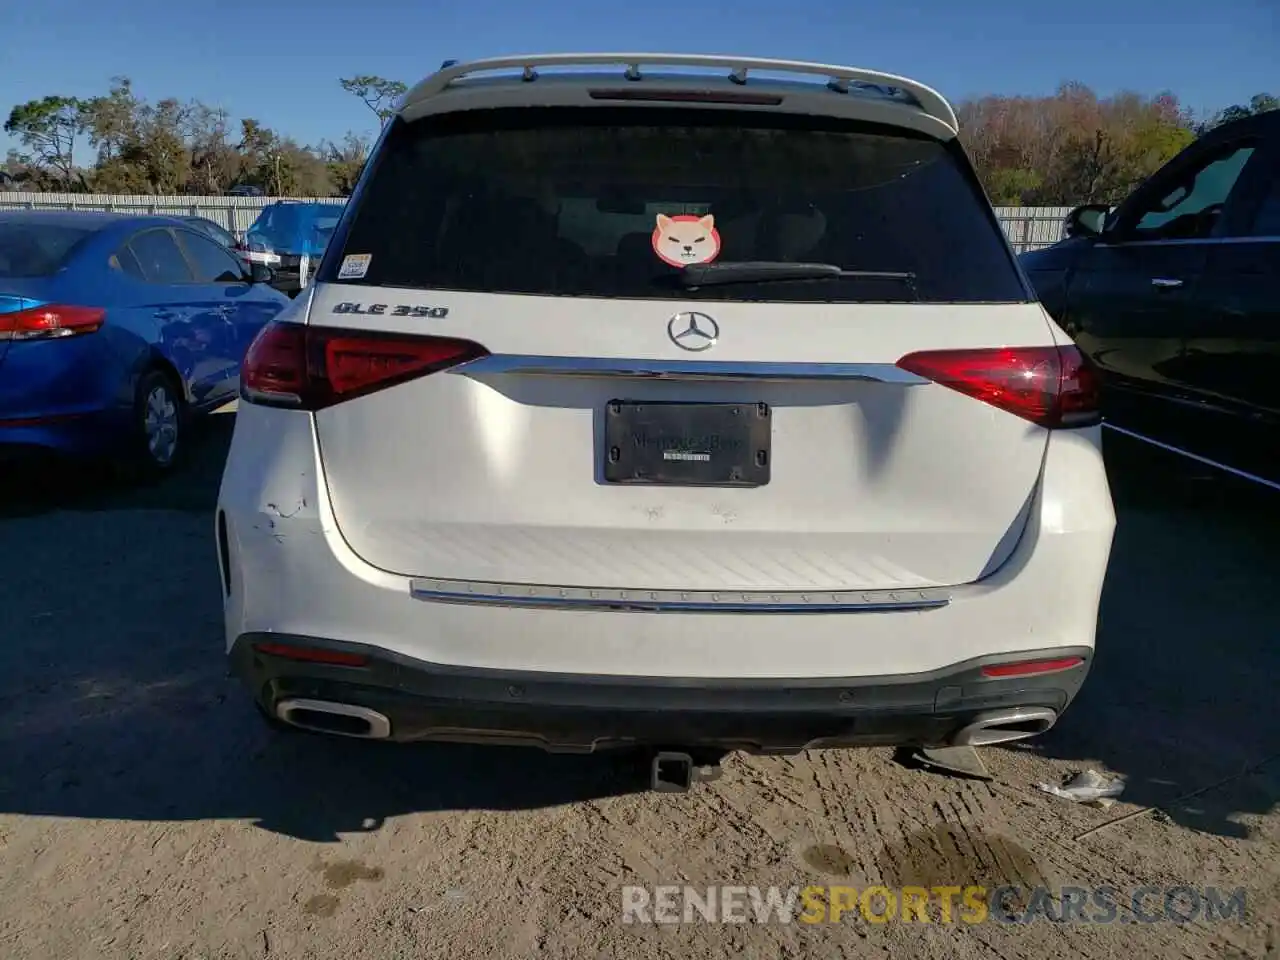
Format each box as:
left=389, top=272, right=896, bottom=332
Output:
left=667, top=311, right=720, bottom=352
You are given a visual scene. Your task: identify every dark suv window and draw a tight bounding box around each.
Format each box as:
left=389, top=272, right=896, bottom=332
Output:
left=1127, top=143, right=1257, bottom=241
left=1244, top=165, right=1280, bottom=236
left=324, top=108, right=1028, bottom=303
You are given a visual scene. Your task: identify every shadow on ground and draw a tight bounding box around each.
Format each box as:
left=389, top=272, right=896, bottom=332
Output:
left=999, top=429, right=1280, bottom=838
left=0, top=689, right=652, bottom=841
left=0, top=409, right=235, bottom=518
left=0, top=418, right=1276, bottom=839
left=0, top=410, right=655, bottom=837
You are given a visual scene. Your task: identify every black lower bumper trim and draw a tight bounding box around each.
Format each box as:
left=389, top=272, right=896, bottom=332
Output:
left=229, top=633, right=1092, bottom=754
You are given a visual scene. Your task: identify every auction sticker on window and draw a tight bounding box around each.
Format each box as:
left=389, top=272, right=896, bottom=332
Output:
left=338, top=254, right=372, bottom=280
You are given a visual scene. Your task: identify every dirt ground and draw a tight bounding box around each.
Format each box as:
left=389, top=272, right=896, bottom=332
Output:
left=1, top=408, right=1277, bottom=959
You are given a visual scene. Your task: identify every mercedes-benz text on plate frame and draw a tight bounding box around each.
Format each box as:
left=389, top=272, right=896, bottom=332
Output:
left=667, top=312, right=719, bottom=352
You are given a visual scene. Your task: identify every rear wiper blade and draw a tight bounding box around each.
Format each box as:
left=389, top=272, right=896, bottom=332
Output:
left=678, top=261, right=916, bottom=288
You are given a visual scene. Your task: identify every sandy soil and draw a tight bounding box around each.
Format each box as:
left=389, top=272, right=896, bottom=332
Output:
left=1, top=413, right=1276, bottom=959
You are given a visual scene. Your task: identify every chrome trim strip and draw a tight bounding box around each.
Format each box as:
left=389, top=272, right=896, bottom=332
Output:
left=1104, top=423, right=1280, bottom=492
left=409, top=577, right=952, bottom=613
left=453, top=354, right=929, bottom=384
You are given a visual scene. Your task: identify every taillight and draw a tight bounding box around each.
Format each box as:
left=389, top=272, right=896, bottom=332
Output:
left=0, top=304, right=105, bottom=342
left=241, top=321, right=488, bottom=410
left=896, top=344, right=1100, bottom=428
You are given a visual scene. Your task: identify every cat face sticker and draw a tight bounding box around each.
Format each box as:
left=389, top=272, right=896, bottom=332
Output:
left=652, top=214, right=721, bottom=268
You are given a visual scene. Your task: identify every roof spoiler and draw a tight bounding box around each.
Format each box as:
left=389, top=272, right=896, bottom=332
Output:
left=399, top=53, right=958, bottom=135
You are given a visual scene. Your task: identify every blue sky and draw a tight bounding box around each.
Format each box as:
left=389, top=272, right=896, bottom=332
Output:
left=2, top=0, right=1276, bottom=156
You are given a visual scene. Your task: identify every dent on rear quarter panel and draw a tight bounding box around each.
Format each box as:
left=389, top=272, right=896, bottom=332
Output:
left=971, top=480, right=1041, bottom=581
left=221, top=406, right=326, bottom=547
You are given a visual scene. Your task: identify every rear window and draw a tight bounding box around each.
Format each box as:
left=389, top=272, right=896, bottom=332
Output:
left=323, top=108, right=1029, bottom=303
left=0, top=222, right=93, bottom=278
left=187, top=218, right=238, bottom=248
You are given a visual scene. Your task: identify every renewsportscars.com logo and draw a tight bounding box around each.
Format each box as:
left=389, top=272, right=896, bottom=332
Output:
left=621, top=884, right=1249, bottom=926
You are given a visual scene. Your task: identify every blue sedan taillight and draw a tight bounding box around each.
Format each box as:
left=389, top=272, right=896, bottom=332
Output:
left=0, top=304, right=105, bottom=341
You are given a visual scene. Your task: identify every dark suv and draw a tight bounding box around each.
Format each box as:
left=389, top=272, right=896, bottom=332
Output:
left=1019, top=110, right=1280, bottom=485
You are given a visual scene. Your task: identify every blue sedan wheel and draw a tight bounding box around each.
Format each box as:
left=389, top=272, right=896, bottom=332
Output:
left=131, top=369, right=186, bottom=474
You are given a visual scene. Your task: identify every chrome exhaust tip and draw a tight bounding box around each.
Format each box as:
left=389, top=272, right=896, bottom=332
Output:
left=952, top=707, right=1057, bottom=747
left=275, top=698, right=391, bottom=739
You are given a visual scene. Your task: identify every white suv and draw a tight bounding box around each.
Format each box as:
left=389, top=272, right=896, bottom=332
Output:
left=217, top=54, right=1115, bottom=773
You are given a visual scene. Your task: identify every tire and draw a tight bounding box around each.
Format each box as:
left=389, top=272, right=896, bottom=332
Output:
left=126, top=369, right=186, bottom=477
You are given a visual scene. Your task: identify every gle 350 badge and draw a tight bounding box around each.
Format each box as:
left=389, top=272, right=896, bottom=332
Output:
left=332, top=302, right=450, bottom=319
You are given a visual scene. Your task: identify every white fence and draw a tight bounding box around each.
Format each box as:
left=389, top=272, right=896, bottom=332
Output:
left=0, top=192, right=1073, bottom=253
left=998, top=206, right=1074, bottom=253
left=0, top=193, right=344, bottom=238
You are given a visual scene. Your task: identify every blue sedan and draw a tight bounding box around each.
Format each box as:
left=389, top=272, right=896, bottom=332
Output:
left=0, top=211, right=290, bottom=473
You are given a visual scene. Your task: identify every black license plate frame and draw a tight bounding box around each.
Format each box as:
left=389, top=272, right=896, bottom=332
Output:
left=603, top=400, right=771, bottom=487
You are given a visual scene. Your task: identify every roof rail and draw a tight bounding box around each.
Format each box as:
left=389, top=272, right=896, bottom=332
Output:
left=400, top=53, right=958, bottom=134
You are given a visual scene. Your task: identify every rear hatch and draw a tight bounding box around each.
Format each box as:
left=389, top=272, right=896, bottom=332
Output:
left=301, top=104, right=1060, bottom=592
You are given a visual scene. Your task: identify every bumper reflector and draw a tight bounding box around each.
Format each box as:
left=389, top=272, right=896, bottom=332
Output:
left=980, top=656, right=1084, bottom=679
left=252, top=642, right=368, bottom=667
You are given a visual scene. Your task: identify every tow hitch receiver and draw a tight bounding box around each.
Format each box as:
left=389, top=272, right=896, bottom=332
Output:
left=650, top=751, right=724, bottom=792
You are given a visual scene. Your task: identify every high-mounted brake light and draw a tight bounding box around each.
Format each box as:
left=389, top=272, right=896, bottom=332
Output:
left=0, top=304, right=105, bottom=341
left=896, top=344, right=1100, bottom=429
left=588, top=88, right=784, bottom=106
left=241, top=321, right=488, bottom=410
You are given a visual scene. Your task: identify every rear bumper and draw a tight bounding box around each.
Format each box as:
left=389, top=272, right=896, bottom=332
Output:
left=0, top=334, right=132, bottom=456
left=217, top=411, right=1115, bottom=681
left=230, top=633, right=1091, bottom=752
left=0, top=408, right=129, bottom=457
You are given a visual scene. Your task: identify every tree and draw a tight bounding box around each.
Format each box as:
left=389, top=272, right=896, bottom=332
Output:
left=318, top=132, right=370, bottom=195
left=279, top=140, right=334, bottom=197
left=83, top=77, right=148, bottom=192
left=957, top=83, right=1198, bottom=206
left=4, top=95, right=87, bottom=188
left=1, top=75, right=1254, bottom=202
left=184, top=102, right=242, bottom=195
left=1202, top=93, right=1279, bottom=132
left=237, top=118, right=285, bottom=194
left=83, top=80, right=204, bottom=194
left=235, top=119, right=334, bottom=197
left=339, top=75, right=407, bottom=126
left=3, top=149, right=37, bottom=190
left=83, top=77, right=139, bottom=166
